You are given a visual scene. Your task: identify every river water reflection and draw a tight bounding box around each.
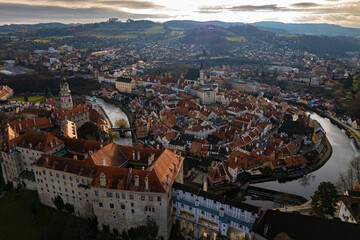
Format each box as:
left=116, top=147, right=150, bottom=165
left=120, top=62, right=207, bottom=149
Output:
left=252, top=113, right=359, bottom=199
left=94, top=97, right=133, bottom=146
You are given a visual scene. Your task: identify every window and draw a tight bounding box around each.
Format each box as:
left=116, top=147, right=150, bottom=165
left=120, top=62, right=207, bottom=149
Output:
left=131, top=203, right=134, bottom=207
left=149, top=196, right=153, bottom=201
left=106, top=192, right=113, bottom=198
left=131, top=209, right=134, bottom=213
left=121, top=205, right=125, bottom=210
left=130, top=194, right=134, bottom=200
left=76, top=178, right=79, bottom=183
left=63, top=175, right=66, bottom=180
left=95, top=190, right=99, bottom=196
left=157, top=196, right=161, bottom=202
left=70, top=176, right=73, bottom=181
left=122, top=194, right=126, bottom=199
left=116, top=193, right=120, bottom=198
left=56, top=173, right=59, bottom=178
left=81, top=179, right=85, bottom=184
left=99, top=202, right=103, bottom=207
left=141, top=195, right=145, bottom=201
left=110, top=203, right=114, bottom=209
left=50, top=172, right=52, bottom=177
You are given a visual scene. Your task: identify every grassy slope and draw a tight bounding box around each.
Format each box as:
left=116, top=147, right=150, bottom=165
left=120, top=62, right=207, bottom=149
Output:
left=12, top=96, right=45, bottom=102
left=0, top=190, right=113, bottom=240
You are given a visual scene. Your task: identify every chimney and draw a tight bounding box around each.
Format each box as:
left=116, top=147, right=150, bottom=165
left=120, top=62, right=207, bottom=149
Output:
left=137, top=151, right=140, bottom=161
left=50, top=141, right=53, bottom=148
left=151, top=153, right=155, bottom=161
left=89, top=150, right=93, bottom=156
left=134, top=175, right=139, bottom=187
left=84, top=153, right=88, bottom=159
left=102, top=157, right=106, bottom=166
left=156, top=144, right=160, bottom=150
left=100, top=172, right=106, bottom=187
left=46, top=157, right=49, bottom=163
left=29, top=143, right=33, bottom=148
left=235, top=156, right=237, bottom=163
left=54, top=138, right=58, bottom=145
left=129, top=168, right=132, bottom=176
left=33, top=118, right=36, bottom=125
left=73, top=155, right=78, bottom=160
left=19, top=123, right=22, bottom=131
left=145, top=177, right=149, bottom=191
left=166, top=174, right=169, bottom=185
left=174, top=162, right=177, bottom=172
left=142, top=166, right=145, bottom=170
left=132, top=151, right=136, bottom=160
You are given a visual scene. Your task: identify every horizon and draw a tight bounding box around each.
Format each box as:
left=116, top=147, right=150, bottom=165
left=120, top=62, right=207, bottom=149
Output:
left=1, top=19, right=360, bottom=29
left=0, top=1, right=359, bottom=28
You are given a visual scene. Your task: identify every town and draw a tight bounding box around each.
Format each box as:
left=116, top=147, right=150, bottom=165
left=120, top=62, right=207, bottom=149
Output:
left=1, top=18, right=360, bottom=240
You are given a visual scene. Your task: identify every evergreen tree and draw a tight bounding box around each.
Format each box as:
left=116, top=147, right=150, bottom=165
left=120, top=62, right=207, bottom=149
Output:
left=310, top=182, right=339, bottom=218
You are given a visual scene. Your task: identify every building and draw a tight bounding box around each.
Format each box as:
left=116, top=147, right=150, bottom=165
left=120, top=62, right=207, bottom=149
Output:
left=60, top=120, right=78, bottom=139
left=33, top=144, right=184, bottom=239
left=59, top=78, right=73, bottom=110
left=1, top=129, right=64, bottom=186
left=231, top=80, right=259, bottom=93
left=115, top=77, right=136, bottom=94
left=172, top=182, right=259, bottom=239
left=338, top=190, right=360, bottom=223
left=0, top=85, right=13, bottom=100
left=191, top=85, right=216, bottom=105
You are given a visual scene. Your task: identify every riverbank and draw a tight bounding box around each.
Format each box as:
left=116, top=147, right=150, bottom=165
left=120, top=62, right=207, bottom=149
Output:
left=248, top=138, right=333, bottom=185
left=286, top=99, right=360, bottom=150
left=98, top=97, right=137, bottom=143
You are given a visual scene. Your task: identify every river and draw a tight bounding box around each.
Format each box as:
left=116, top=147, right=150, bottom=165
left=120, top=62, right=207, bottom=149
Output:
left=93, top=98, right=358, bottom=200
left=252, top=113, right=359, bottom=200
left=93, top=97, right=133, bottom=146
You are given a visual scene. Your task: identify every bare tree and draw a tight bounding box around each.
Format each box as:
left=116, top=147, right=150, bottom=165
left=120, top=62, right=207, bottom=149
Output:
left=337, top=156, right=360, bottom=193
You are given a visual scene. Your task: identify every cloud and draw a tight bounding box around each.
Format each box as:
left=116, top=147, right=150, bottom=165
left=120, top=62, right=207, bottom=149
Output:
left=229, top=4, right=288, bottom=12
left=98, top=1, right=164, bottom=9
left=0, top=3, right=168, bottom=23
left=291, top=2, right=322, bottom=8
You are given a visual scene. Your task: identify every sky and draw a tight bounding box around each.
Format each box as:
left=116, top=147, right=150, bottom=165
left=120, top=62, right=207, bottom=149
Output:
left=0, top=0, right=359, bottom=27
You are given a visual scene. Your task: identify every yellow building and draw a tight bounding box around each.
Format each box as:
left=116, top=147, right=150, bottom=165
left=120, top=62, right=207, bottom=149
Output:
left=115, top=77, right=136, bottom=94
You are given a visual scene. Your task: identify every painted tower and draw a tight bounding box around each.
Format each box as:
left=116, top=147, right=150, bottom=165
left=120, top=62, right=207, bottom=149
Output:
left=91, top=93, right=99, bottom=111
left=60, top=77, right=73, bottom=110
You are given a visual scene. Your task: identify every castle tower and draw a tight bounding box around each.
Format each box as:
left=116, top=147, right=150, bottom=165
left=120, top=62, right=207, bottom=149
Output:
left=60, top=77, right=73, bottom=110
left=91, top=93, right=99, bottom=111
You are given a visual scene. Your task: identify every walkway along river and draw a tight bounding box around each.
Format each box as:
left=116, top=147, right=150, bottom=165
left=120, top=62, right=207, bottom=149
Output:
left=252, top=113, right=359, bottom=200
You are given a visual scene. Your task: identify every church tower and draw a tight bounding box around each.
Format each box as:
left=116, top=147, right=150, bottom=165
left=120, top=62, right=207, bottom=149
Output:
left=60, top=77, right=73, bottom=110
left=199, top=61, right=205, bottom=85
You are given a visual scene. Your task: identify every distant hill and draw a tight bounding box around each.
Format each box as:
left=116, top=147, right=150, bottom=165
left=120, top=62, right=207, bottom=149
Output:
left=0, top=23, right=70, bottom=36
left=252, top=22, right=360, bottom=37
left=1, top=20, right=360, bottom=55
left=164, top=20, right=360, bottom=37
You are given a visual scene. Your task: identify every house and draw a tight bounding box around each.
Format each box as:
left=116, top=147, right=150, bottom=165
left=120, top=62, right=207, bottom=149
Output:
left=115, top=77, right=136, bottom=94
left=338, top=190, right=360, bottom=223
left=0, top=85, right=13, bottom=100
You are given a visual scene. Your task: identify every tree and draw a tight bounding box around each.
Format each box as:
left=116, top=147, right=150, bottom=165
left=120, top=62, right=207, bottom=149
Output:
left=115, top=119, right=128, bottom=129
left=337, top=156, right=360, bottom=193
left=52, top=195, right=64, bottom=211
left=310, top=182, right=339, bottom=218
